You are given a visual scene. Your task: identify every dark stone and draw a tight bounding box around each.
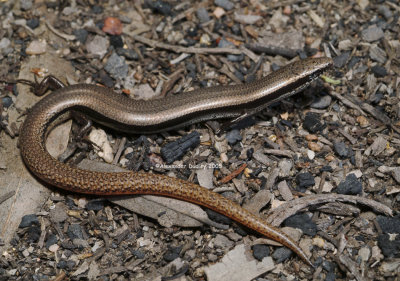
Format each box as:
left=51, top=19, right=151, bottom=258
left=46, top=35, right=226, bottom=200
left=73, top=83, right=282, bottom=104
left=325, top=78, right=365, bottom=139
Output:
left=333, top=142, right=350, bottom=158
left=205, top=209, right=232, bottom=225
left=109, top=35, right=124, bottom=49
left=377, top=234, right=400, bottom=258
left=116, top=48, right=139, bottom=60
left=303, top=112, right=325, bottom=133
left=246, top=148, right=254, bottom=159
left=67, top=224, right=84, bottom=240
left=27, top=226, right=41, bottom=242
left=296, top=172, right=315, bottom=190
left=320, top=165, right=333, bottom=173
left=66, top=260, right=76, bottom=271
left=57, top=260, right=67, bottom=269
left=272, top=247, right=292, bottom=263
left=91, top=5, right=103, bottom=14
left=161, top=131, right=200, bottom=164
left=226, top=129, right=242, bottom=145
left=336, top=174, right=362, bottom=195
left=376, top=215, right=400, bottom=234
left=196, top=7, right=210, bottom=23
left=2, top=96, right=13, bottom=108
left=131, top=249, right=145, bottom=259
left=371, top=65, right=387, bottom=77
left=163, top=245, right=183, bottom=262
left=252, top=244, right=270, bottom=261
left=283, top=213, right=317, bottom=236
left=145, top=0, right=173, bottom=16
left=85, top=199, right=105, bottom=211
left=45, top=234, right=58, bottom=249
left=333, top=51, right=350, bottom=68
left=19, top=214, right=39, bottom=228
left=26, top=18, right=40, bottom=29
left=73, top=29, right=88, bottom=44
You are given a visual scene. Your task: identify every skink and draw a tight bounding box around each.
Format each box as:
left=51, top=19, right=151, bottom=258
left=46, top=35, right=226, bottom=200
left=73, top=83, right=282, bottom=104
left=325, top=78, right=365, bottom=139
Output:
left=19, top=57, right=333, bottom=267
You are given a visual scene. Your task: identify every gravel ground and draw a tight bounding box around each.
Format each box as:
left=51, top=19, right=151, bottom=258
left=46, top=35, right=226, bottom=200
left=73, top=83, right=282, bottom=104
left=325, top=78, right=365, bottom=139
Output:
left=0, top=1, right=400, bottom=280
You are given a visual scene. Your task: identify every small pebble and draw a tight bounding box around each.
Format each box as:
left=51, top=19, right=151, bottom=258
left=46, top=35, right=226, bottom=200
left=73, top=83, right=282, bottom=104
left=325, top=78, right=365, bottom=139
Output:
left=104, top=52, right=128, bottom=80
left=26, top=18, right=39, bottom=29
left=333, top=52, right=350, bottom=68
left=26, top=40, right=47, bottom=55
left=27, top=226, right=41, bottom=242
left=2, top=96, right=13, bottom=108
left=303, top=112, right=325, bottom=133
left=102, top=17, right=123, bottom=35
left=334, top=142, right=350, bottom=158
left=296, top=172, right=315, bottom=190
left=377, top=234, right=400, bottom=258
left=376, top=216, right=400, bottom=234
left=196, top=7, right=210, bottom=23
left=163, top=245, right=183, bottom=262
left=272, top=247, right=292, bottom=263
left=361, top=25, right=384, bottom=42
left=147, top=0, right=173, bottom=16
left=116, top=48, right=139, bottom=60
left=371, top=65, right=387, bottom=77
left=226, top=129, right=242, bottom=145
left=214, top=0, right=234, bottom=11
left=73, top=29, right=88, bottom=44
left=85, top=35, right=109, bottom=58
left=252, top=244, right=270, bottom=261
left=310, top=95, right=332, bottom=109
left=19, top=214, right=39, bottom=228
left=67, top=224, right=84, bottom=240
left=336, top=174, right=363, bottom=195
left=45, top=234, right=58, bottom=249
left=20, top=0, right=33, bottom=11
left=85, top=199, right=105, bottom=211
left=369, top=45, right=387, bottom=64
left=283, top=213, right=317, bottom=236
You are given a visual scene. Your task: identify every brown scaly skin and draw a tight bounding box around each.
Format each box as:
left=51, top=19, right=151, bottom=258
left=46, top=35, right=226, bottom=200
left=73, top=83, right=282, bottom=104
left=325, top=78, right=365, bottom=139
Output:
left=19, top=57, right=333, bottom=268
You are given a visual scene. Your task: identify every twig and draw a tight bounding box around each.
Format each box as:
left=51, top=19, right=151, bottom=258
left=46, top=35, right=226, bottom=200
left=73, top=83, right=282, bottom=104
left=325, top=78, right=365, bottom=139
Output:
left=266, top=194, right=393, bottom=226
left=218, top=163, right=247, bottom=184
left=131, top=34, right=243, bottom=55
left=45, top=20, right=76, bottom=41
left=245, top=43, right=298, bottom=58
left=0, top=191, right=15, bottom=205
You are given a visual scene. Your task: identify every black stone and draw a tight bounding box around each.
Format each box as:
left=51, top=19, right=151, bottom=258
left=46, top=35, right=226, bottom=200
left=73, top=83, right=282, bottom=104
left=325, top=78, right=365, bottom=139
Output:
left=296, top=172, right=315, bottom=190
left=376, top=215, right=400, bottom=234
left=26, top=18, right=40, bottom=29
left=161, top=131, right=200, bottom=164
left=2, top=96, right=13, bottom=108
left=163, top=245, right=183, bottom=262
left=85, top=199, right=105, bottom=211
left=371, top=65, right=387, bottom=77
left=377, top=234, right=400, bottom=258
left=116, top=48, right=139, bottom=60
left=205, top=209, right=232, bottom=225
left=272, top=247, right=292, bottom=263
left=303, top=112, right=325, bottom=133
left=67, top=224, right=84, bottom=240
left=109, top=35, right=124, bottom=49
left=73, top=29, right=88, bottom=44
left=283, top=213, right=317, bottom=236
left=336, top=174, right=362, bottom=195
left=333, top=51, right=350, bottom=68
left=19, top=214, right=39, bottom=228
left=226, top=129, right=242, bottom=145
left=333, top=142, right=350, bottom=158
left=252, top=244, right=270, bottom=261
left=27, top=226, right=41, bottom=242
left=45, top=234, right=58, bottom=249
